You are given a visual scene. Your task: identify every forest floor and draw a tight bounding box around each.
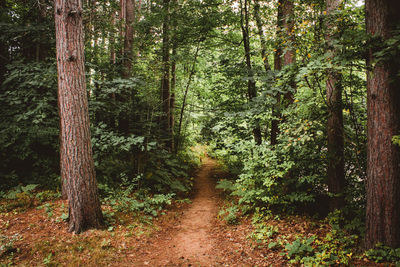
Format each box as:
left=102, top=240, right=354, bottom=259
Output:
left=0, top=155, right=387, bottom=266
left=129, top=156, right=279, bottom=266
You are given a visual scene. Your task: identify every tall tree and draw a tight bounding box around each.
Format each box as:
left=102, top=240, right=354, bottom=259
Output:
left=117, top=0, right=135, bottom=134
left=170, top=41, right=177, bottom=152
left=122, top=0, right=135, bottom=78
left=161, top=0, right=172, bottom=150
left=325, top=0, right=345, bottom=211
left=365, top=0, right=400, bottom=249
left=253, top=0, right=271, bottom=73
left=271, top=0, right=283, bottom=146
left=282, top=0, right=295, bottom=105
left=55, top=0, right=104, bottom=234
left=240, top=0, right=262, bottom=145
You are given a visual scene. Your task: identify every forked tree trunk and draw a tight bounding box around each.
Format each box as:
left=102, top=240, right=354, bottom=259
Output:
left=55, top=0, right=104, bottom=234
left=365, top=0, right=400, bottom=249
left=325, top=0, right=345, bottom=211
left=240, top=0, right=262, bottom=145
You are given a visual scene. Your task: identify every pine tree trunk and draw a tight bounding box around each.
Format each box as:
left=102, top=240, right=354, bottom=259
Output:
left=365, top=0, right=400, bottom=249
left=241, top=0, right=262, bottom=145
left=325, top=0, right=345, bottom=211
left=54, top=0, right=104, bottom=234
left=122, top=0, right=135, bottom=78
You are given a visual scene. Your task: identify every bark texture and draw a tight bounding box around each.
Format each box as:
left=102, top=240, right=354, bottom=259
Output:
left=122, top=0, right=135, bottom=78
left=55, top=0, right=104, bottom=234
left=282, top=0, right=295, bottom=104
left=325, top=0, right=345, bottom=211
left=365, top=0, right=400, bottom=249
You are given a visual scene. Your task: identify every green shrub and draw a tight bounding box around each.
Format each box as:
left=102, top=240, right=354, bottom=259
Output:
left=365, top=243, right=400, bottom=264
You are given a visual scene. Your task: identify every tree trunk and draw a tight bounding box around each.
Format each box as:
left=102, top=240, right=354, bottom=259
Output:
left=365, top=0, right=400, bottom=249
left=253, top=0, right=271, bottom=73
left=271, top=0, right=283, bottom=146
left=122, top=0, right=135, bottom=78
left=0, top=1, right=8, bottom=92
left=282, top=0, right=295, bottom=105
left=325, top=0, right=345, bottom=211
left=110, top=12, right=117, bottom=65
left=55, top=0, right=104, bottom=234
left=240, top=0, right=262, bottom=145
left=170, top=41, right=177, bottom=152
left=161, top=0, right=171, bottom=149
left=118, top=0, right=135, bottom=134
left=176, top=43, right=200, bottom=152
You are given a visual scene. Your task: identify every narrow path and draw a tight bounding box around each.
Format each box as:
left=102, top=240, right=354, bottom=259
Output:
left=168, top=156, right=219, bottom=264
left=131, top=156, right=270, bottom=266
left=134, top=156, right=223, bottom=266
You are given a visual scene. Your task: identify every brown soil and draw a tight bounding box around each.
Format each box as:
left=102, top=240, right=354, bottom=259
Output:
left=132, top=156, right=221, bottom=266
left=128, top=156, right=288, bottom=267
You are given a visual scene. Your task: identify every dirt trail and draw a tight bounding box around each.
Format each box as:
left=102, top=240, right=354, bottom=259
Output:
left=131, top=155, right=275, bottom=266
left=169, top=156, right=219, bottom=264
left=137, top=156, right=222, bottom=266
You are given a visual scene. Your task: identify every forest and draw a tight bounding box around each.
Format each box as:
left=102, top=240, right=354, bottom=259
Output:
left=0, top=0, right=399, bottom=265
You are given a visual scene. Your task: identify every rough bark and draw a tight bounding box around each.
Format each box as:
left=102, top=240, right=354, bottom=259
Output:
left=54, top=0, right=104, bottom=234
left=325, top=0, right=345, bottom=211
left=118, top=0, right=135, bottom=134
left=161, top=0, right=172, bottom=149
left=122, top=0, right=135, bottom=78
left=240, top=0, right=262, bottom=145
left=282, top=0, right=295, bottom=104
left=365, top=0, right=400, bottom=249
left=271, top=0, right=283, bottom=146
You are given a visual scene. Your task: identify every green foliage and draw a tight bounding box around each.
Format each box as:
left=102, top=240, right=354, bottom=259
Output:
left=218, top=205, right=239, bottom=225
left=102, top=179, right=175, bottom=218
left=3, top=184, right=38, bottom=200
left=365, top=244, right=400, bottom=264
left=393, top=135, right=400, bottom=147
left=0, top=184, right=41, bottom=211
left=215, top=180, right=235, bottom=192
left=0, top=234, right=21, bottom=258
left=37, top=203, right=54, bottom=218
left=42, top=252, right=54, bottom=266
left=251, top=224, right=279, bottom=244
left=284, top=236, right=315, bottom=260
left=0, top=62, right=59, bottom=191
left=35, top=191, right=61, bottom=203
